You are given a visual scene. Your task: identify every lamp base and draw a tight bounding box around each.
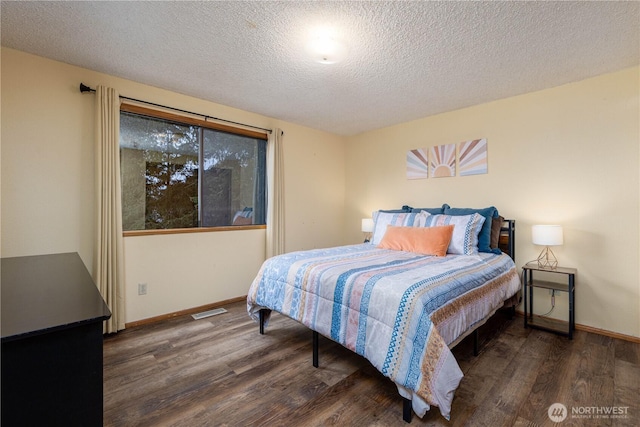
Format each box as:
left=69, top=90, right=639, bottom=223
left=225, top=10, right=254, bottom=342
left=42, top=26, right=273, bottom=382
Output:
left=537, top=246, right=558, bottom=270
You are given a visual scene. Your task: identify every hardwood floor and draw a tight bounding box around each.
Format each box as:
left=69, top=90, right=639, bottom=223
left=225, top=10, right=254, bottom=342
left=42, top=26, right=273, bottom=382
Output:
left=103, top=301, right=639, bottom=426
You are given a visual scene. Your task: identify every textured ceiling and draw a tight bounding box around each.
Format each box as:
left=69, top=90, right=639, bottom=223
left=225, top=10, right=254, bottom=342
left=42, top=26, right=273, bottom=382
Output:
left=1, top=1, right=638, bottom=136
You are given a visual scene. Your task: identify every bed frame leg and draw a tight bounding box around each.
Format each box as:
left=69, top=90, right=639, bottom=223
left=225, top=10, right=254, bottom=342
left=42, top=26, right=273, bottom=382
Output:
left=473, top=329, right=479, bottom=357
left=312, top=330, right=319, bottom=368
left=403, top=397, right=412, bottom=423
left=259, top=309, right=266, bottom=335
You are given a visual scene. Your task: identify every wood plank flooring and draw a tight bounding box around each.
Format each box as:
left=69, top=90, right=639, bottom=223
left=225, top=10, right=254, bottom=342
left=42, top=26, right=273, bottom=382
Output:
left=103, top=301, right=639, bottom=426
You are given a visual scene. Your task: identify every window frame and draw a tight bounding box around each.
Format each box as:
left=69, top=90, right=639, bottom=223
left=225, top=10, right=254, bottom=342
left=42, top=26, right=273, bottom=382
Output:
left=120, top=103, right=268, bottom=237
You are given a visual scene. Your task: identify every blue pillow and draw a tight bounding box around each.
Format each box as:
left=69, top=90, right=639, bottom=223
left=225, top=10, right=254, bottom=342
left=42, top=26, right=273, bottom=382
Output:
left=443, top=206, right=500, bottom=254
left=378, top=209, right=409, bottom=213
left=410, top=203, right=447, bottom=215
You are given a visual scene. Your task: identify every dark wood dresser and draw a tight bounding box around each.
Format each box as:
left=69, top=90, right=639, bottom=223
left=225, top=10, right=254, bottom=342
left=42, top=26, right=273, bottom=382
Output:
left=1, top=252, right=111, bottom=426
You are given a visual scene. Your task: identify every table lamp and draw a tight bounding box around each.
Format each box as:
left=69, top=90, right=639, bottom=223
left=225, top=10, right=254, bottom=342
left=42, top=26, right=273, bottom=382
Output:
left=532, top=225, right=563, bottom=269
left=361, top=218, right=374, bottom=243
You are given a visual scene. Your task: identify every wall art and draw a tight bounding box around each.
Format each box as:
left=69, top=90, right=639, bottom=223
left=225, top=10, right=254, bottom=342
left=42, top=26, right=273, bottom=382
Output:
left=429, top=143, right=456, bottom=178
left=406, top=148, right=429, bottom=179
left=459, top=138, right=488, bottom=176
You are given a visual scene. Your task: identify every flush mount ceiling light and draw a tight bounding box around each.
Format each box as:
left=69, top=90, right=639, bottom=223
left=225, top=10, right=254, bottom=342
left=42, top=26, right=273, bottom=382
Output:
left=306, top=28, right=347, bottom=64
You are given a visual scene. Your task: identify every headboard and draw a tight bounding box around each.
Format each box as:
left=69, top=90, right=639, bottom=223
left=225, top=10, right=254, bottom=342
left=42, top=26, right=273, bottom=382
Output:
left=499, top=219, right=516, bottom=261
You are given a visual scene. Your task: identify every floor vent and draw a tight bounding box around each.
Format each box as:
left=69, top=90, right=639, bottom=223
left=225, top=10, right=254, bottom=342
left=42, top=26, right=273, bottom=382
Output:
left=192, top=308, right=227, bottom=320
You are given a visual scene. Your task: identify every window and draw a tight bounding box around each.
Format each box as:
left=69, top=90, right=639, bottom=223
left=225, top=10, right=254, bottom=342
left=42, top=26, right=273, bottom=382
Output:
left=119, top=105, right=267, bottom=232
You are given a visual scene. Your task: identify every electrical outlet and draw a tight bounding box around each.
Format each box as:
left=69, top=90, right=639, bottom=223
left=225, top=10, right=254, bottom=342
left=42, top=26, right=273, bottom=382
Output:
left=138, top=283, right=147, bottom=295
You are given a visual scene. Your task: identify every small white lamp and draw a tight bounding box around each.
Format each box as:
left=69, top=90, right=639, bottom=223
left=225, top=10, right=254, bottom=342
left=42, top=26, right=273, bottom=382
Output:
left=361, top=218, right=374, bottom=243
left=532, top=225, right=563, bottom=269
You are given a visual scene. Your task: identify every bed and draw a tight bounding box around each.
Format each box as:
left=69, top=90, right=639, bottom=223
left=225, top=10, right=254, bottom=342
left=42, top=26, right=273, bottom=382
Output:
left=247, top=206, right=520, bottom=421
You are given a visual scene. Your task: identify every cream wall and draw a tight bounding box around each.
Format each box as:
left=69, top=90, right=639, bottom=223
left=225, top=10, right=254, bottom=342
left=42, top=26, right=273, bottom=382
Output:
left=1, top=48, right=346, bottom=323
left=345, top=67, right=640, bottom=337
left=2, top=47, right=638, bottom=337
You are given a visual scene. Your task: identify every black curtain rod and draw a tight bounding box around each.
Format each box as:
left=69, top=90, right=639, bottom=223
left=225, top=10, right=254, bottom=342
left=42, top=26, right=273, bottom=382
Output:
left=79, top=83, right=272, bottom=134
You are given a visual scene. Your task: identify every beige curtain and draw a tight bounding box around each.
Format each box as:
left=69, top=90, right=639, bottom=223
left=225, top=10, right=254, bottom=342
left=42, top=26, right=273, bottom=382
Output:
left=94, top=86, right=125, bottom=333
left=266, top=129, right=285, bottom=258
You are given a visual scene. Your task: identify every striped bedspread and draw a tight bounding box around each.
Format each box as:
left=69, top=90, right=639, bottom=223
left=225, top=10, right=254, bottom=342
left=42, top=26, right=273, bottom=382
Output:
left=247, top=244, right=520, bottom=419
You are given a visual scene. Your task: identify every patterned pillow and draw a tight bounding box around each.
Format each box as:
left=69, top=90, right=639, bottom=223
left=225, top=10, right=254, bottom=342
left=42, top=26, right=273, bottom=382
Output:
left=422, top=212, right=486, bottom=255
left=370, top=211, right=427, bottom=245
left=443, top=206, right=500, bottom=254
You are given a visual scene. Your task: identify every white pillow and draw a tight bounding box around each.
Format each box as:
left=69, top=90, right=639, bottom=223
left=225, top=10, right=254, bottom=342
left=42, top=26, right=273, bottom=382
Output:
left=370, top=211, right=427, bottom=245
left=422, top=212, right=486, bottom=255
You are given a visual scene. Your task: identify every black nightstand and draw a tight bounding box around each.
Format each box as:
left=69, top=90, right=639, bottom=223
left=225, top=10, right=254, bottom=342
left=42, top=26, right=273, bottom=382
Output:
left=522, top=264, right=576, bottom=339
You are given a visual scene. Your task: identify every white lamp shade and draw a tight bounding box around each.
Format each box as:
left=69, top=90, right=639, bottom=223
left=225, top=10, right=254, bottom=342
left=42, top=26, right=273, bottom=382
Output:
left=531, top=225, right=563, bottom=246
left=361, top=218, right=374, bottom=233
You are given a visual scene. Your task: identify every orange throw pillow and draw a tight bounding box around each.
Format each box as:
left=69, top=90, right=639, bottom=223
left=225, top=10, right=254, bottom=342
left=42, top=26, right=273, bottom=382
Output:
left=378, top=225, right=454, bottom=257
